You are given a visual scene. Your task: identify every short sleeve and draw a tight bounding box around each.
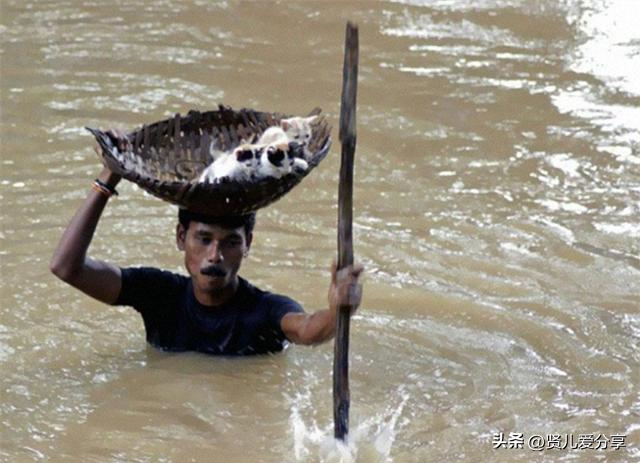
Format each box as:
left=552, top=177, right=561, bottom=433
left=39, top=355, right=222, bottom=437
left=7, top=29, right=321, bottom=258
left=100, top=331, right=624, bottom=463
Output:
left=115, top=267, right=184, bottom=315
left=265, top=293, right=305, bottom=338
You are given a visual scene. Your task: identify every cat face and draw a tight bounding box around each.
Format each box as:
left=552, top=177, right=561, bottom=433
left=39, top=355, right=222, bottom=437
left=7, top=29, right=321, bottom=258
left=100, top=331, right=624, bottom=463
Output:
left=265, top=146, right=286, bottom=168
left=263, top=145, right=308, bottom=174
left=256, top=145, right=293, bottom=179
left=235, top=147, right=257, bottom=165
left=232, top=145, right=260, bottom=179
left=281, top=116, right=317, bottom=148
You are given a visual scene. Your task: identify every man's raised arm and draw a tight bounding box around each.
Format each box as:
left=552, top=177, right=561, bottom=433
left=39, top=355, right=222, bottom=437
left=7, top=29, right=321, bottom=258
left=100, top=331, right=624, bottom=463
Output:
left=50, top=136, right=126, bottom=304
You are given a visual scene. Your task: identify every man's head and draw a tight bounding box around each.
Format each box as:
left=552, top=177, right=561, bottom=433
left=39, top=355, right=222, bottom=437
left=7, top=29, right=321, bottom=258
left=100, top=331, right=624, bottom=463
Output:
left=176, top=209, right=256, bottom=301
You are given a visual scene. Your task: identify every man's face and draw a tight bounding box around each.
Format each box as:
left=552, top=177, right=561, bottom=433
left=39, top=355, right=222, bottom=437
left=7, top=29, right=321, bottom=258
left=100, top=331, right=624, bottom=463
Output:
left=177, top=221, right=252, bottom=295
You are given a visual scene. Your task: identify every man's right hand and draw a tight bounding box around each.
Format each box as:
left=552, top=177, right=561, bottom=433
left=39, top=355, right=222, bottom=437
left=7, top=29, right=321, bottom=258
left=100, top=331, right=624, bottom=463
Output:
left=106, top=128, right=131, bottom=152
left=93, top=128, right=130, bottom=153
left=93, top=129, right=127, bottom=188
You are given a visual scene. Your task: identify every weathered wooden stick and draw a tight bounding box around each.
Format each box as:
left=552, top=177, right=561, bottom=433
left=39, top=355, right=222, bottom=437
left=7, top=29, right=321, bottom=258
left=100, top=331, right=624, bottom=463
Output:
left=334, top=21, right=358, bottom=442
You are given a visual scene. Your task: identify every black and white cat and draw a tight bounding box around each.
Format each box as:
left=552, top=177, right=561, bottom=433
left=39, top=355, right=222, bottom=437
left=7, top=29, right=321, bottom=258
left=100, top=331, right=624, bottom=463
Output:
left=256, top=143, right=308, bottom=179
left=258, top=116, right=317, bottom=160
left=198, top=144, right=259, bottom=183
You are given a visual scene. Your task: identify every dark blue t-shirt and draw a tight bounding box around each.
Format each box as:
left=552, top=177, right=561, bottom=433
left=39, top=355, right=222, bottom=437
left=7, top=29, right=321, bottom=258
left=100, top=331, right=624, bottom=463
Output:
left=115, top=267, right=304, bottom=355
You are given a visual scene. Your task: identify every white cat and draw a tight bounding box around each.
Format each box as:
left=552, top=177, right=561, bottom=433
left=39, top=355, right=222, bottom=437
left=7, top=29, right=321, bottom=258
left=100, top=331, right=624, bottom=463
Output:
left=257, top=126, right=289, bottom=147
left=198, top=144, right=259, bottom=183
left=258, top=116, right=317, bottom=160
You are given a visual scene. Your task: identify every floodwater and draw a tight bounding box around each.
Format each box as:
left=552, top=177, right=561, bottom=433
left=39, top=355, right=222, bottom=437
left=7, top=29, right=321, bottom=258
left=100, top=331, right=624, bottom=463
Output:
left=1, top=0, right=638, bottom=462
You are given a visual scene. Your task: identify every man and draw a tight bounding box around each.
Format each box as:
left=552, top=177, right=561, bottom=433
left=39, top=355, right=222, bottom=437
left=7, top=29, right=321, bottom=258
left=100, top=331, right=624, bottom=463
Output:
left=50, top=132, right=364, bottom=355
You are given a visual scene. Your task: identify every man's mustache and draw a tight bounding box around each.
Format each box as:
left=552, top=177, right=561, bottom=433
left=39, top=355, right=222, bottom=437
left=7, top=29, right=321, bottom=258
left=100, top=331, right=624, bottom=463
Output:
left=200, top=265, right=227, bottom=277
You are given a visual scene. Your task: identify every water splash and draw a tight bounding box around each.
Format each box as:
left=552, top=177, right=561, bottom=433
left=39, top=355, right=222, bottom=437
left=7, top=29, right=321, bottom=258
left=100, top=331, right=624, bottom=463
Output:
left=289, top=387, right=409, bottom=463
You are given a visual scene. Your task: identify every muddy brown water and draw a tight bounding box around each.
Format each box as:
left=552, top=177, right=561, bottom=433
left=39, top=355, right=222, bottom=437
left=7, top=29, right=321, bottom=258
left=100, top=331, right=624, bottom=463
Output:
left=1, top=1, right=638, bottom=462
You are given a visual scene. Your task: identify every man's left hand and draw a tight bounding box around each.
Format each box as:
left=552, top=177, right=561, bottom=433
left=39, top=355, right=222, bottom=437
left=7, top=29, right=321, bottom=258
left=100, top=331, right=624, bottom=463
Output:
left=329, top=261, right=364, bottom=315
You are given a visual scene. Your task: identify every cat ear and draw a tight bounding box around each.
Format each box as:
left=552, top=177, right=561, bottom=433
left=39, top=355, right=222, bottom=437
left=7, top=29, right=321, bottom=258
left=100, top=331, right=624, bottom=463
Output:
left=280, top=119, right=291, bottom=131
left=304, top=116, right=318, bottom=124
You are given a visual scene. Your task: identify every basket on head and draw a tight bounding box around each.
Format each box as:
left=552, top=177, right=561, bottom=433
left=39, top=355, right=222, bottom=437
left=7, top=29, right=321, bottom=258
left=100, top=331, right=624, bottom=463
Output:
left=87, top=105, right=332, bottom=216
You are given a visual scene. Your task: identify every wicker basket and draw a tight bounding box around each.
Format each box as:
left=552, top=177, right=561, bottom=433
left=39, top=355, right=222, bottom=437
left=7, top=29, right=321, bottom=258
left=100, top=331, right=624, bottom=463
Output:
left=87, top=105, right=332, bottom=216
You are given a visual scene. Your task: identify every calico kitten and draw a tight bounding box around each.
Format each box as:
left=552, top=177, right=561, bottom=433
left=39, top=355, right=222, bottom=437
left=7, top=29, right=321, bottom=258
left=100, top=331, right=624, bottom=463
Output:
left=256, top=144, right=308, bottom=179
left=258, top=116, right=317, bottom=160
left=198, top=144, right=259, bottom=183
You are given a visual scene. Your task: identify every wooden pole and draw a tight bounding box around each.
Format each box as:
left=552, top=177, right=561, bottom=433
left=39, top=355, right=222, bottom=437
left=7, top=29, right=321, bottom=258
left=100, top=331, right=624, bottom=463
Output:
left=334, top=21, right=358, bottom=442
